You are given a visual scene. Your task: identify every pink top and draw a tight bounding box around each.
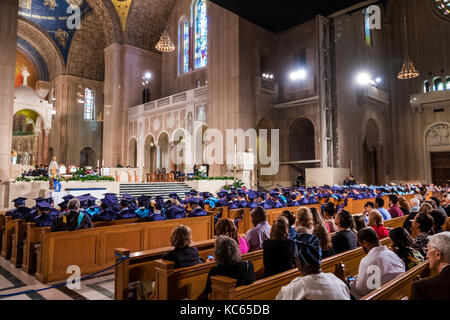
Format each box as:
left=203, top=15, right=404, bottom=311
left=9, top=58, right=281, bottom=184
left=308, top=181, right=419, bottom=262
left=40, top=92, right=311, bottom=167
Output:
left=239, top=236, right=250, bottom=254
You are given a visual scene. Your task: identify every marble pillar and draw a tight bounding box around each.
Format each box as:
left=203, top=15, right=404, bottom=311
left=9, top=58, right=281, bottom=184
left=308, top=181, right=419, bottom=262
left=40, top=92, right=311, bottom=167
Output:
left=0, top=0, right=18, bottom=182
left=43, top=129, right=50, bottom=165
left=103, top=43, right=124, bottom=167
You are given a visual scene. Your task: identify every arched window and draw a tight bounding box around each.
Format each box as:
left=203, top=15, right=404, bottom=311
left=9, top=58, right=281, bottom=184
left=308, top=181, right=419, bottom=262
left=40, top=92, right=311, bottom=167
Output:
left=424, top=80, right=431, bottom=93
left=179, top=18, right=190, bottom=74
left=433, top=78, right=444, bottom=91
left=194, top=0, right=207, bottom=69
left=446, top=77, right=450, bottom=90
left=84, top=88, right=95, bottom=120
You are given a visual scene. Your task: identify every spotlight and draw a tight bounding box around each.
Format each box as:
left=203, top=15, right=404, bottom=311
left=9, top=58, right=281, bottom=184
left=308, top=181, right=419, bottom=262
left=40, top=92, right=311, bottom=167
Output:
left=269, top=74, right=274, bottom=79
left=144, top=72, right=152, bottom=81
left=375, top=77, right=382, bottom=84
left=290, top=69, right=307, bottom=81
left=356, top=72, right=371, bottom=86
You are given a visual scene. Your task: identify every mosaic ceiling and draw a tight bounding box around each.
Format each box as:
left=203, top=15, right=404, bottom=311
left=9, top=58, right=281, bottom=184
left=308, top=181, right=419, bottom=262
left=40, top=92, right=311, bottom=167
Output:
left=19, top=0, right=91, bottom=63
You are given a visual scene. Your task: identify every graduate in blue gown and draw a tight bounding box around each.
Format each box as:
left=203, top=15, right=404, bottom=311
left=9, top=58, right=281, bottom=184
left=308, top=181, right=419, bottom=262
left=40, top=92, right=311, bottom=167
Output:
left=247, top=190, right=259, bottom=208
left=237, top=190, right=249, bottom=208
left=216, top=190, right=229, bottom=207
left=32, top=201, right=56, bottom=227
left=148, top=197, right=167, bottom=221
left=165, top=193, right=186, bottom=219
left=6, top=197, right=34, bottom=222
left=51, top=198, right=93, bottom=232
left=135, top=195, right=152, bottom=219
left=188, top=198, right=208, bottom=217
left=93, top=198, right=117, bottom=221
left=84, top=195, right=101, bottom=219
left=228, top=192, right=241, bottom=209
left=117, top=198, right=138, bottom=219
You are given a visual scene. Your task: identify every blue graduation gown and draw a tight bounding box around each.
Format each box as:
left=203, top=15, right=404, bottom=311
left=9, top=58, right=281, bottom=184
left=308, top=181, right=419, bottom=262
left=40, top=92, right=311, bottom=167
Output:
left=6, top=206, right=34, bottom=222
left=33, top=213, right=54, bottom=227
left=188, top=207, right=207, bottom=217
left=166, top=206, right=185, bottom=220
left=148, top=211, right=166, bottom=221
left=93, top=208, right=116, bottom=221
left=117, top=208, right=137, bottom=219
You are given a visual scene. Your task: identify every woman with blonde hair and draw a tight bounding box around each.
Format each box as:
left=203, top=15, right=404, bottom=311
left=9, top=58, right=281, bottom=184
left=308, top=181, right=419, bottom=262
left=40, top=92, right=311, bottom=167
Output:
left=295, top=207, right=314, bottom=234
left=367, top=209, right=389, bottom=239
left=398, top=196, right=411, bottom=216
left=215, top=218, right=249, bottom=254
left=310, top=207, right=330, bottom=233
left=162, top=225, right=203, bottom=268
left=263, top=216, right=296, bottom=278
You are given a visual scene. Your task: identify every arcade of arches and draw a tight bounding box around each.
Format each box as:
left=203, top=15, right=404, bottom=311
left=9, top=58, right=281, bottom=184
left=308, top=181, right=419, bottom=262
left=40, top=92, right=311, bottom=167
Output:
left=1, top=0, right=450, bottom=210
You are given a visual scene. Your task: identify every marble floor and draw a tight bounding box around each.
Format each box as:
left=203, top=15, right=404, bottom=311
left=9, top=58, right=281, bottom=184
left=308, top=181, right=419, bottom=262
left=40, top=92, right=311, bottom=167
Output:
left=0, top=257, right=114, bottom=300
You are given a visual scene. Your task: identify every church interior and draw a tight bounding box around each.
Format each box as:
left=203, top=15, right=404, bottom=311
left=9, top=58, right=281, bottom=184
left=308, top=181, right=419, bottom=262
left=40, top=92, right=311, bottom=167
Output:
left=0, top=0, right=449, bottom=303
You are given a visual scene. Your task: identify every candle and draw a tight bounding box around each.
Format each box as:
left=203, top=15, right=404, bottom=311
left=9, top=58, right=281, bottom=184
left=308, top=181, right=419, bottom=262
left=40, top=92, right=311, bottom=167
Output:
left=102, top=160, right=104, bottom=167
left=97, top=160, right=100, bottom=168
left=234, top=143, right=237, bottom=167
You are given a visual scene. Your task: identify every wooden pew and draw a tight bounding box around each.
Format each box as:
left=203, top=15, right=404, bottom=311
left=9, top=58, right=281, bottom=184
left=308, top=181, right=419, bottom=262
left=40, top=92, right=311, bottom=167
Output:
left=384, top=216, right=407, bottom=229
left=361, top=261, right=430, bottom=300
left=151, top=249, right=265, bottom=300
left=209, top=237, right=391, bottom=300
left=114, top=239, right=216, bottom=300
left=13, top=217, right=144, bottom=271
left=1, top=216, right=14, bottom=259
left=33, top=214, right=215, bottom=283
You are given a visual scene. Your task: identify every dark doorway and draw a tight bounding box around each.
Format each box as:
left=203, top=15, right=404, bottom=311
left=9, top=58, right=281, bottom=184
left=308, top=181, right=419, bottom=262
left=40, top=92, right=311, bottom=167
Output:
left=431, top=152, right=450, bottom=186
left=80, top=147, right=96, bottom=167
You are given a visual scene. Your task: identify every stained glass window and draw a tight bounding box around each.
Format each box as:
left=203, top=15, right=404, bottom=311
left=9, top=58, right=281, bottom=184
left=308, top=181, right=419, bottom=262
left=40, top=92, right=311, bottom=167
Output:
left=435, top=0, right=450, bottom=16
left=433, top=78, right=444, bottom=91
left=84, top=88, right=95, bottom=120
left=183, top=20, right=190, bottom=73
left=424, top=81, right=431, bottom=93
left=363, top=8, right=372, bottom=46
left=446, top=77, right=450, bottom=90
left=194, top=0, right=207, bottom=69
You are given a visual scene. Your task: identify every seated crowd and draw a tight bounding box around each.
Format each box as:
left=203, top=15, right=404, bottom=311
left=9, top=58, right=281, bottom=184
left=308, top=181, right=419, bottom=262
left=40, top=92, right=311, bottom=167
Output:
left=159, top=189, right=449, bottom=300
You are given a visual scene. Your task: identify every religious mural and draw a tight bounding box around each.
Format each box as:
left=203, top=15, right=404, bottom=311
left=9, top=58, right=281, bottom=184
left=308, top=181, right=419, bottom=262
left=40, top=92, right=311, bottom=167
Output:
left=15, top=50, right=37, bottom=89
left=18, top=0, right=91, bottom=62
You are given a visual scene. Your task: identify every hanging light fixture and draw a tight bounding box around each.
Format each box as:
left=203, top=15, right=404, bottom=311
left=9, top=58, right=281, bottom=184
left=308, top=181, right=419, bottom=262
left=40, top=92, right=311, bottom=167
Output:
left=155, top=25, right=175, bottom=52
left=397, top=0, right=419, bottom=80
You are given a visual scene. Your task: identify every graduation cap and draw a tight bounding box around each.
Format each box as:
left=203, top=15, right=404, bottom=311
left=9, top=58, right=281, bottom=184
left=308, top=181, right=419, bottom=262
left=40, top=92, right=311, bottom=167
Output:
left=63, top=195, right=75, bottom=202
left=247, top=190, right=258, bottom=201
left=122, top=194, right=136, bottom=201
left=258, top=191, right=266, bottom=199
left=169, top=192, right=178, bottom=199
left=137, top=195, right=150, bottom=204
left=217, top=190, right=228, bottom=197
left=190, top=190, right=198, bottom=196
left=12, top=197, right=27, bottom=206
left=36, top=200, right=51, bottom=210
left=238, top=191, right=247, bottom=197
left=33, top=197, right=44, bottom=202
left=269, top=189, right=280, bottom=197
left=185, top=192, right=191, bottom=197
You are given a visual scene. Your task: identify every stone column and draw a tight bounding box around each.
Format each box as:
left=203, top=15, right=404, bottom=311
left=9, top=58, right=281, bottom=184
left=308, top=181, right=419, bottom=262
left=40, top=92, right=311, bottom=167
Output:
left=103, top=43, right=124, bottom=167
left=0, top=0, right=18, bottom=182
left=32, top=132, right=39, bottom=166
left=43, top=129, right=50, bottom=165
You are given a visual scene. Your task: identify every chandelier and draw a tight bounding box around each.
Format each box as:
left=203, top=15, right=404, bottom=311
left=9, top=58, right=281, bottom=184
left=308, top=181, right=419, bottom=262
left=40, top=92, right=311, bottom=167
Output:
left=155, top=25, right=175, bottom=52
left=397, top=1, right=419, bottom=80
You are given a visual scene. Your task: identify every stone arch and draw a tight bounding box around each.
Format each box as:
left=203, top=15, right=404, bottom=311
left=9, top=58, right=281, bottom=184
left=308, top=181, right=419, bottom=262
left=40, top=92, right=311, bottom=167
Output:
left=288, top=118, right=315, bottom=183
left=18, top=17, right=65, bottom=80
left=67, top=11, right=106, bottom=81
left=124, top=0, right=178, bottom=51
left=157, top=131, right=170, bottom=171
left=144, top=134, right=157, bottom=177
left=128, top=137, right=138, bottom=168
left=85, top=0, right=123, bottom=46
left=424, top=122, right=450, bottom=184
left=171, top=128, right=188, bottom=172
left=80, top=147, right=96, bottom=167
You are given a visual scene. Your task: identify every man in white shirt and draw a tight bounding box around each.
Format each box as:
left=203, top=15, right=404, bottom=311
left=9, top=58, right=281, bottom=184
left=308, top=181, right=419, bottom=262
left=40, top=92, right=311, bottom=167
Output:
left=276, top=233, right=351, bottom=300
left=348, top=228, right=405, bottom=299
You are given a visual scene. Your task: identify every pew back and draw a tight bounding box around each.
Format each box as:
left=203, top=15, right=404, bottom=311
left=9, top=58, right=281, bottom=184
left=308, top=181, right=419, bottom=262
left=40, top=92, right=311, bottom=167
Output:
left=361, top=261, right=430, bottom=300
left=35, top=214, right=215, bottom=283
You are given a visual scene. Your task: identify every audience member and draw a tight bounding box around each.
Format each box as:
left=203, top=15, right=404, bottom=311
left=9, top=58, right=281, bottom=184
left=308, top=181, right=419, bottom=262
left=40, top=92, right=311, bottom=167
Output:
left=263, top=216, right=296, bottom=278
left=276, top=234, right=350, bottom=300
left=332, top=210, right=357, bottom=254
left=162, top=225, right=203, bottom=269
left=398, top=196, right=411, bottom=216
left=429, top=209, right=447, bottom=234
left=295, top=207, right=314, bottom=234
left=375, top=197, right=391, bottom=221
left=313, top=222, right=335, bottom=258
left=410, top=232, right=450, bottom=300
left=201, top=236, right=256, bottom=300
left=310, top=207, right=330, bottom=233
left=348, top=228, right=405, bottom=299
left=353, top=215, right=367, bottom=232
left=412, top=212, right=434, bottom=256
left=431, top=197, right=448, bottom=218
left=389, top=227, right=424, bottom=271
left=215, top=218, right=249, bottom=254
left=323, top=204, right=338, bottom=233
left=245, top=206, right=271, bottom=251
left=281, top=210, right=297, bottom=240
left=367, top=210, right=389, bottom=240
left=388, top=195, right=404, bottom=218
left=403, top=202, right=433, bottom=234
left=410, top=198, right=420, bottom=213
left=362, top=201, right=375, bottom=223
